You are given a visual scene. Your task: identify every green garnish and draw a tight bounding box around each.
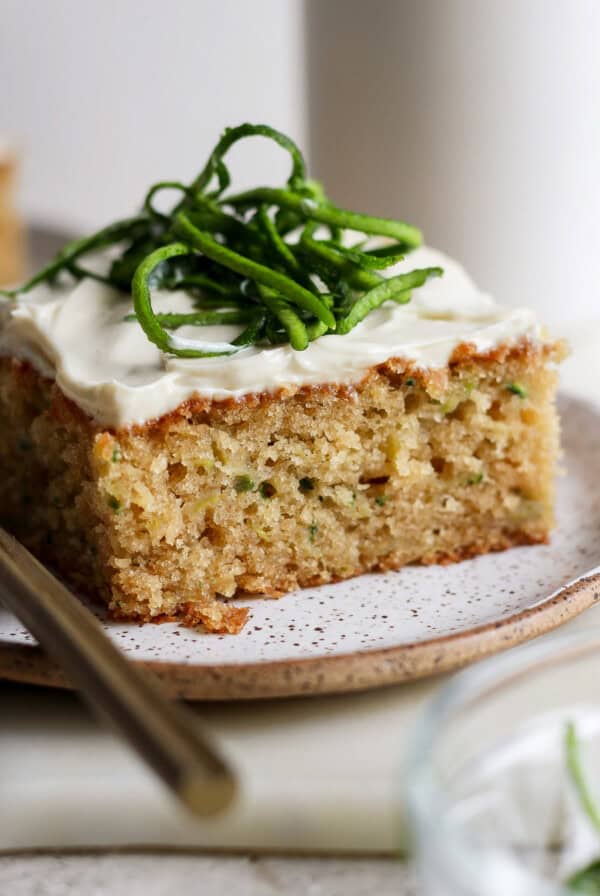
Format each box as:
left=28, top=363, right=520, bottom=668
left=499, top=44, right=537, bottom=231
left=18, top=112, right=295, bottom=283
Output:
left=566, top=722, right=600, bottom=892
left=404, top=377, right=416, bottom=387
left=111, top=447, right=122, bottom=463
left=234, top=474, right=254, bottom=493
left=375, top=495, right=388, bottom=506
left=506, top=382, right=528, bottom=399
left=106, top=495, right=123, bottom=514
left=299, top=477, right=315, bottom=494
left=259, top=481, right=276, bottom=499
left=3, top=123, right=441, bottom=356
left=566, top=722, right=600, bottom=833
left=465, top=472, right=484, bottom=485
left=568, top=864, right=600, bottom=893
left=308, top=522, right=318, bottom=542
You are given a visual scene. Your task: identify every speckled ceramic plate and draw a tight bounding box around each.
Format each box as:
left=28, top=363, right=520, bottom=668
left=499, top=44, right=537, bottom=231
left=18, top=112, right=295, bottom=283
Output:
left=0, top=395, right=599, bottom=700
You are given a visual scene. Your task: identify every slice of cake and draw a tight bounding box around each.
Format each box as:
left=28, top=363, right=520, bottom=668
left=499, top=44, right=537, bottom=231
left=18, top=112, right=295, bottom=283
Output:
left=0, top=124, right=564, bottom=633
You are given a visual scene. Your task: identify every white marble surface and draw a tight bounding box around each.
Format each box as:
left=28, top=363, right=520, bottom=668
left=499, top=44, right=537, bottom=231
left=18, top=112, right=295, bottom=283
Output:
left=0, top=854, right=416, bottom=896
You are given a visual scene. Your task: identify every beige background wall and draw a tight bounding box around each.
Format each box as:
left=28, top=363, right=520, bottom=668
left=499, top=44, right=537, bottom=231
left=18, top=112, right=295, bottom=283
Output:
left=306, top=0, right=600, bottom=324
left=2, top=0, right=598, bottom=325
left=0, top=0, right=305, bottom=230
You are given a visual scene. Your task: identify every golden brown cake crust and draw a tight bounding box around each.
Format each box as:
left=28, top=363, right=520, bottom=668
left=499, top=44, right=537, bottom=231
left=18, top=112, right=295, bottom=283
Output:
left=126, top=337, right=564, bottom=434
left=0, top=338, right=564, bottom=632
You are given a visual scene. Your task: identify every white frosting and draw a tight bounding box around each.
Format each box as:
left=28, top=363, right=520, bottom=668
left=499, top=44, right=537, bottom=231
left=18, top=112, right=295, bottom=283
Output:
left=0, top=247, right=542, bottom=428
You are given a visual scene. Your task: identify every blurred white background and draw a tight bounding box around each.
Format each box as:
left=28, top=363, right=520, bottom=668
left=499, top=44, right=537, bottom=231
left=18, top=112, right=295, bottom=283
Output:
left=2, top=0, right=599, bottom=324
left=307, top=0, right=600, bottom=324
left=0, top=0, right=305, bottom=230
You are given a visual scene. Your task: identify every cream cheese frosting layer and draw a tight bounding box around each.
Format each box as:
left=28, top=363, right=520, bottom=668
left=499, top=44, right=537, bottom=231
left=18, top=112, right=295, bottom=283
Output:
left=0, top=247, right=542, bottom=428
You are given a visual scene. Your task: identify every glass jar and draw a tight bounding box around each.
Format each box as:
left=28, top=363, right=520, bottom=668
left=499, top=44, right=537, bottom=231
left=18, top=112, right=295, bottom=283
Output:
left=407, top=629, right=600, bottom=895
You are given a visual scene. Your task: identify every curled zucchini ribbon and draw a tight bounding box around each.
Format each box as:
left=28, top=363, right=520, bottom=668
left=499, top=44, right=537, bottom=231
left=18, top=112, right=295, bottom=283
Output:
left=6, top=123, right=441, bottom=357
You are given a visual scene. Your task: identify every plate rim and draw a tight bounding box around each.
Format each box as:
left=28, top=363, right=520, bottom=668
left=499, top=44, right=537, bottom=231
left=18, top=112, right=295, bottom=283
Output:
left=1, top=572, right=598, bottom=700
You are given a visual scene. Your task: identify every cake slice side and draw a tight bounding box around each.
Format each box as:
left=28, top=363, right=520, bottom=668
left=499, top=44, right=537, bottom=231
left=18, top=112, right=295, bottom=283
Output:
left=0, top=339, right=564, bottom=633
